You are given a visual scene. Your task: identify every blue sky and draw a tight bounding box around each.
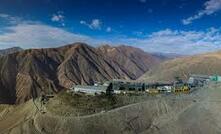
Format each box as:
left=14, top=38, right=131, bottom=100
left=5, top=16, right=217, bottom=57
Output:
left=0, top=0, right=221, bottom=54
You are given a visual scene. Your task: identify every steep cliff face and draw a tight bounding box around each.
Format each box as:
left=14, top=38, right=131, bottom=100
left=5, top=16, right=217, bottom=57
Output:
left=0, top=43, right=161, bottom=104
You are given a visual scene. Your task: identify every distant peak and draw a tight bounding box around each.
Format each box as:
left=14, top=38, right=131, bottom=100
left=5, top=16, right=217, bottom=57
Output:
left=0, top=46, right=23, bottom=56
left=98, top=44, right=112, bottom=49
left=0, top=47, right=23, bottom=51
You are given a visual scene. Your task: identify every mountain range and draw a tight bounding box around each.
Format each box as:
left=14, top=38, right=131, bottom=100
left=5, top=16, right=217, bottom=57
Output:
left=2, top=42, right=219, bottom=104
left=0, top=43, right=162, bottom=104
left=2, top=43, right=221, bottom=134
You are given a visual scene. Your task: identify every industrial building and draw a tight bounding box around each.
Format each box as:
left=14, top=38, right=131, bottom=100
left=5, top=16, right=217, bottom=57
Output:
left=187, top=74, right=221, bottom=87
left=70, top=79, right=145, bottom=95
left=210, top=75, right=221, bottom=82
left=70, top=74, right=221, bottom=95
left=110, top=79, right=145, bottom=91
left=71, top=85, right=108, bottom=95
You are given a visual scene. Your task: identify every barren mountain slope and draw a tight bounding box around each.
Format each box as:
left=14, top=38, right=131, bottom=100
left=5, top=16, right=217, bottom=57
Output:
left=140, top=51, right=221, bottom=82
left=57, top=44, right=135, bottom=88
left=97, top=45, right=162, bottom=79
left=0, top=43, right=161, bottom=104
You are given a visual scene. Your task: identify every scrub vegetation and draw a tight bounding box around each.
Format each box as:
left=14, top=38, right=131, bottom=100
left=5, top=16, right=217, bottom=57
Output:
left=46, top=91, right=155, bottom=116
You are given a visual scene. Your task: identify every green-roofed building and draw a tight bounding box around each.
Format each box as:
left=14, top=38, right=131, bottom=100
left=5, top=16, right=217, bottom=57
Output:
left=210, top=75, right=221, bottom=82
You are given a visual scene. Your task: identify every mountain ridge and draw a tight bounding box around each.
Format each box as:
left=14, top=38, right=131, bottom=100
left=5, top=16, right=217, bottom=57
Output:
left=140, top=50, right=221, bottom=82
left=0, top=43, right=162, bottom=104
left=0, top=47, right=23, bottom=56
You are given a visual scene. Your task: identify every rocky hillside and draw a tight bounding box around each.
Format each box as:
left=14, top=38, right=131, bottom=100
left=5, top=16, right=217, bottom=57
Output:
left=0, top=47, right=23, bottom=56
left=97, top=45, right=162, bottom=79
left=140, top=51, right=221, bottom=82
left=0, top=43, right=161, bottom=104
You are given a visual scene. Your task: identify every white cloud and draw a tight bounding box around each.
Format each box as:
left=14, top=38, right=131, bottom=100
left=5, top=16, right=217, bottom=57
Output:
left=51, top=11, right=65, bottom=26
left=106, top=27, right=112, bottom=32
left=51, top=14, right=64, bottom=22
left=0, top=13, right=21, bottom=24
left=0, top=24, right=221, bottom=55
left=80, top=19, right=102, bottom=30
left=80, top=20, right=86, bottom=25
left=90, top=19, right=101, bottom=29
left=133, top=31, right=144, bottom=37
left=0, top=14, right=10, bottom=18
left=0, top=12, right=221, bottom=55
left=117, top=28, right=221, bottom=55
left=0, top=23, right=99, bottom=49
left=182, top=0, right=221, bottom=25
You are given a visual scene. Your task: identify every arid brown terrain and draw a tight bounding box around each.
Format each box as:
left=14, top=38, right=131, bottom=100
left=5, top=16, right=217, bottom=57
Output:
left=2, top=44, right=221, bottom=134
left=97, top=45, right=162, bottom=79
left=0, top=43, right=162, bottom=104
left=1, top=83, right=221, bottom=134
left=140, top=51, right=221, bottom=82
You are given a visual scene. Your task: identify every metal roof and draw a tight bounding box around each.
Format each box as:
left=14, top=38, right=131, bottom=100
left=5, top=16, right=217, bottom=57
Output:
left=189, top=74, right=210, bottom=79
left=74, top=85, right=108, bottom=91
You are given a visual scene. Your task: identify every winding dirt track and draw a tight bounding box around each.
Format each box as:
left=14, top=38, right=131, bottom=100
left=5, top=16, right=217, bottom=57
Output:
left=1, top=84, right=221, bottom=134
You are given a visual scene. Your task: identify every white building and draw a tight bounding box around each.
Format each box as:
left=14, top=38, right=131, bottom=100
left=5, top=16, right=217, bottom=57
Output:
left=72, top=85, right=108, bottom=95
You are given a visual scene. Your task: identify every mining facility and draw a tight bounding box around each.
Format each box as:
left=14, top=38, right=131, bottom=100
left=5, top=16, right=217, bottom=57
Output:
left=70, top=74, right=221, bottom=96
